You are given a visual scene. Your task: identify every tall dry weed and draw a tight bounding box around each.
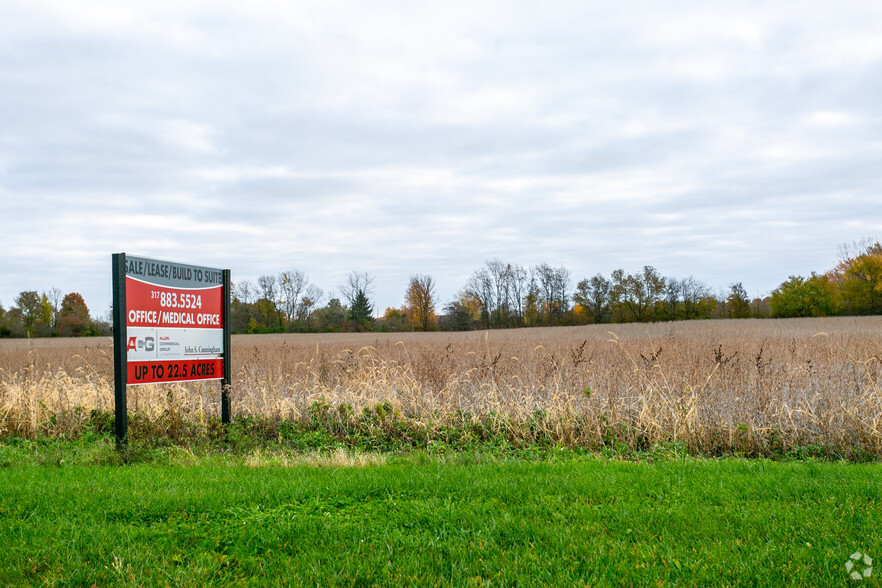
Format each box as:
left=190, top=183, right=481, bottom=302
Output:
left=1, top=318, right=880, bottom=457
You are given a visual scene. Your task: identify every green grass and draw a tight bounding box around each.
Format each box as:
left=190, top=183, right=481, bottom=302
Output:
left=0, top=442, right=879, bottom=586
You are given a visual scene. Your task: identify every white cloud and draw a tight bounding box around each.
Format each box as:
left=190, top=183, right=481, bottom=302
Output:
left=2, top=0, right=882, bottom=314
left=803, top=111, right=858, bottom=128
left=155, top=119, right=216, bottom=153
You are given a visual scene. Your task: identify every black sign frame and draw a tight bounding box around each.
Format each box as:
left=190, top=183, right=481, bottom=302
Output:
left=112, top=252, right=232, bottom=447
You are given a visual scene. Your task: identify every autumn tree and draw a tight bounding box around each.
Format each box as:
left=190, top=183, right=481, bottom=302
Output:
left=381, top=307, right=409, bottom=332
left=829, top=239, right=882, bottom=283
left=770, top=274, right=839, bottom=317
left=404, top=274, right=437, bottom=331
left=313, top=298, right=346, bottom=331
left=611, top=266, right=665, bottom=322
left=726, top=283, right=752, bottom=318
left=751, top=296, right=771, bottom=318
left=573, top=274, right=611, bottom=323
left=57, top=292, right=92, bottom=336
left=443, top=293, right=482, bottom=331
left=839, top=250, right=882, bottom=315
left=824, top=239, right=881, bottom=315
left=14, top=290, right=52, bottom=337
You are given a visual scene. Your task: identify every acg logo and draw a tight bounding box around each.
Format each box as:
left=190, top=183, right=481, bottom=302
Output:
left=126, top=336, right=155, bottom=352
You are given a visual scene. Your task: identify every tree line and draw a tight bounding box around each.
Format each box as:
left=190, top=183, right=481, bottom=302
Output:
left=440, top=262, right=756, bottom=330
left=0, top=290, right=107, bottom=338
left=225, top=239, right=881, bottom=333
left=2, top=240, right=879, bottom=338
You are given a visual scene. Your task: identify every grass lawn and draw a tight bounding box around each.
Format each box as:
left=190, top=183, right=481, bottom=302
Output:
left=0, top=445, right=879, bottom=586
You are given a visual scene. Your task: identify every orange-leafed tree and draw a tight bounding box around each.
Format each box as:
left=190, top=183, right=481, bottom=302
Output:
left=58, top=292, right=92, bottom=337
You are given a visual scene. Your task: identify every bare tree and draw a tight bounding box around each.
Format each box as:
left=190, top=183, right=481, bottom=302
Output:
left=47, top=287, right=63, bottom=333
left=664, top=277, right=683, bottom=321
left=297, top=284, right=324, bottom=328
left=339, top=271, right=375, bottom=327
left=462, top=260, right=529, bottom=328
left=680, top=276, right=713, bottom=320
left=507, top=263, right=529, bottom=326
left=465, top=267, right=495, bottom=328
left=279, top=270, right=308, bottom=324
left=534, top=263, right=570, bottom=325
left=340, top=271, right=375, bottom=306
left=233, top=279, right=256, bottom=304
left=486, top=259, right=510, bottom=327
left=837, top=238, right=881, bottom=266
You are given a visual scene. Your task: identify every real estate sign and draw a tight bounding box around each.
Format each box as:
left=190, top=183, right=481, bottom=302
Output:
left=112, top=253, right=231, bottom=445
left=123, top=255, right=226, bottom=384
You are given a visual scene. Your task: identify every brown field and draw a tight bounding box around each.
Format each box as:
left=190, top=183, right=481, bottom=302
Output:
left=1, top=317, right=881, bottom=457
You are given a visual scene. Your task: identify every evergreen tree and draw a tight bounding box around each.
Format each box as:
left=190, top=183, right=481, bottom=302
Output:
left=349, top=290, right=374, bottom=330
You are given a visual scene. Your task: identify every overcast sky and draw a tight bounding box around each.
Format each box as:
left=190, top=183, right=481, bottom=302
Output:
left=2, top=1, right=881, bottom=318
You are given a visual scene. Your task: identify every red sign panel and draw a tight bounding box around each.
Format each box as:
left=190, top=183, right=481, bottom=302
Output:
left=126, top=278, right=223, bottom=329
left=124, top=255, right=226, bottom=385
left=127, top=358, right=224, bottom=384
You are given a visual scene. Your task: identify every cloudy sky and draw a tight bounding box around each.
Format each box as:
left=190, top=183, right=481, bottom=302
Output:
left=2, top=1, right=881, bottom=318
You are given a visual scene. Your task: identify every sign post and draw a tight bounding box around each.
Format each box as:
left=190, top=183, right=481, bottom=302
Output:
left=222, top=268, right=232, bottom=423
left=112, top=253, right=231, bottom=447
left=112, top=254, right=128, bottom=448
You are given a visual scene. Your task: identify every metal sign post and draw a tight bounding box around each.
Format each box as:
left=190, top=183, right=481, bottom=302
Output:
left=222, top=268, right=232, bottom=424
left=112, top=253, right=231, bottom=447
left=112, top=253, right=128, bottom=448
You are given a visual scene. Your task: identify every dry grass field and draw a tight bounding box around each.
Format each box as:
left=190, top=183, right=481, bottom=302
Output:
left=2, top=317, right=881, bottom=458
